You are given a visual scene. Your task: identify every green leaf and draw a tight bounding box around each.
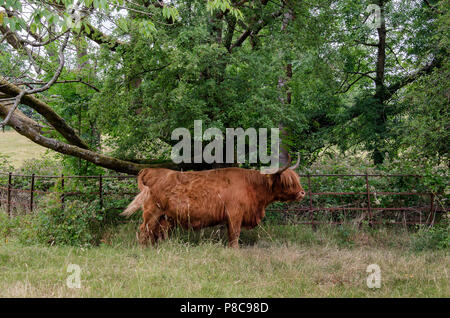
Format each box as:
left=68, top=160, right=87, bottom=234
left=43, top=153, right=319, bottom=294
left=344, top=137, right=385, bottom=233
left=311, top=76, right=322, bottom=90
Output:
left=30, top=22, right=37, bottom=34
left=84, top=22, right=91, bottom=34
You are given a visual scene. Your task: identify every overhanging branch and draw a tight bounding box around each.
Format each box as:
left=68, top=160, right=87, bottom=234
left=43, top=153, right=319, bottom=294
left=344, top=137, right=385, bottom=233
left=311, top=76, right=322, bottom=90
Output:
left=79, top=22, right=127, bottom=51
left=0, top=78, right=90, bottom=149
left=229, top=9, right=283, bottom=52
left=0, top=33, right=70, bottom=130
left=0, top=104, right=177, bottom=175
left=385, top=57, right=442, bottom=100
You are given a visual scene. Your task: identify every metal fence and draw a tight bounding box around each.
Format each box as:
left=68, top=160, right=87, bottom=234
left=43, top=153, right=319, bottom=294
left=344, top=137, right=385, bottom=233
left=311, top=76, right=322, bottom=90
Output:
left=0, top=171, right=448, bottom=226
left=268, top=173, right=447, bottom=226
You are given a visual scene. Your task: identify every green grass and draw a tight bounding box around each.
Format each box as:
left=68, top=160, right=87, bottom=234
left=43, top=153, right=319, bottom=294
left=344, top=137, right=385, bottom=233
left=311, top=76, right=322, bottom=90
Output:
left=0, top=221, right=448, bottom=297
left=0, top=130, right=48, bottom=168
left=0, top=132, right=448, bottom=297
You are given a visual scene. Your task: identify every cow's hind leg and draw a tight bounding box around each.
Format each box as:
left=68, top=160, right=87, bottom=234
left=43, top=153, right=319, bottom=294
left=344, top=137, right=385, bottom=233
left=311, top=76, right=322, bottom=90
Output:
left=153, top=215, right=174, bottom=242
left=139, top=203, right=163, bottom=246
left=227, top=217, right=242, bottom=248
left=138, top=212, right=152, bottom=246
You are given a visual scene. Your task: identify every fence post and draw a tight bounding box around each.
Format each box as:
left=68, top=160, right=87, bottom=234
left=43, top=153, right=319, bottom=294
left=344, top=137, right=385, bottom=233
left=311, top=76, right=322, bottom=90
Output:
left=61, top=174, right=65, bottom=210
left=308, top=174, right=315, bottom=230
left=30, top=173, right=35, bottom=213
left=7, top=172, right=12, bottom=217
left=365, top=172, right=373, bottom=227
left=99, top=175, right=103, bottom=210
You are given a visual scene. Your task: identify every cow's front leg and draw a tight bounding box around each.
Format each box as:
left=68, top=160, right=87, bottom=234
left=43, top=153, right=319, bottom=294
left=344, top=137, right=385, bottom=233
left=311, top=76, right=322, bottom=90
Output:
left=227, top=217, right=242, bottom=248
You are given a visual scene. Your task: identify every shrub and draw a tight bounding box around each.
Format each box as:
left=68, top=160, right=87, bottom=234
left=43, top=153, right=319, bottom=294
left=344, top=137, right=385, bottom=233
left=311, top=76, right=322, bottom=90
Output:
left=411, top=221, right=449, bottom=251
left=17, top=155, right=62, bottom=177
left=17, top=197, right=122, bottom=247
left=0, top=155, right=14, bottom=172
left=0, top=212, right=20, bottom=241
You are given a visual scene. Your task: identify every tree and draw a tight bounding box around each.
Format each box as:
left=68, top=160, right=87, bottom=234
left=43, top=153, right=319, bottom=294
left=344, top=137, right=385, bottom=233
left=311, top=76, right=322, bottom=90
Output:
left=328, top=0, right=446, bottom=164
left=0, top=0, right=250, bottom=174
left=0, top=0, right=447, bottom=174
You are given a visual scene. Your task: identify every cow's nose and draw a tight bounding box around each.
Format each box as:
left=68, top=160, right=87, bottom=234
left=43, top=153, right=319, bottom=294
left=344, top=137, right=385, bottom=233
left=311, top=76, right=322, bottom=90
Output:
left=298, top=190, right=305, bottom=198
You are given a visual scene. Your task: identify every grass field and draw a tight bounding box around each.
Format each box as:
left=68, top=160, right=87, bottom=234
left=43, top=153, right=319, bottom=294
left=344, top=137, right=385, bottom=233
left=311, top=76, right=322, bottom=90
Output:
left=0, top=130, right=48, bottom=168
left=0, top=130, right=447, bottom=298
left=0, top=222, right=448, bottom=297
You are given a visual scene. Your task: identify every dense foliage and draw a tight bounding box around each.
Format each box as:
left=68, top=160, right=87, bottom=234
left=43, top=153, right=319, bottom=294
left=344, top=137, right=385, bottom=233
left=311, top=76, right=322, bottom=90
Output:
left=0, top=0, right=448, bottom=174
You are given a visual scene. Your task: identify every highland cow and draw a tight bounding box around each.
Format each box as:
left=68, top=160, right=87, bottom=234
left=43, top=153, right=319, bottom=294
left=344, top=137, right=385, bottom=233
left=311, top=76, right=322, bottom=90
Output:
left=121, top=154, right=305, bottom=248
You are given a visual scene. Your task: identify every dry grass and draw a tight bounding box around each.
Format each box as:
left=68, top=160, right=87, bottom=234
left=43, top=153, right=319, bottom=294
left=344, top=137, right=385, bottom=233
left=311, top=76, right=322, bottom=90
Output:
left=0, top=130, right=47, bottom=168
left=0, top=223, right=448, bottom=298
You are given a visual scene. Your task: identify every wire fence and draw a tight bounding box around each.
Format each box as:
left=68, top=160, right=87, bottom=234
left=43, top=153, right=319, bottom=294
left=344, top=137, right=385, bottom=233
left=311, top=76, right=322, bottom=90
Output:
left=0, top=171, right=448, bottom=227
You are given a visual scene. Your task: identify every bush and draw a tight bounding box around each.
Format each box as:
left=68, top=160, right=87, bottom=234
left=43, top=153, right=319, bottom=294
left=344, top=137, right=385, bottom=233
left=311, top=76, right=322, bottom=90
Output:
left=0, top=155, right=14, bottom=172
left=16, top=155, right=62, bottom=177
left=411, top=221, right=449, bottom=251
left=16, top=197, right=122, bottom=247
left=0, top=212, right=20, bottom=241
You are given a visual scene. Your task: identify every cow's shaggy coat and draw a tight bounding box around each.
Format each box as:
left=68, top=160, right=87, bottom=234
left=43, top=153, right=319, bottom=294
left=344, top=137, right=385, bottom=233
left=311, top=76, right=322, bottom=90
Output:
left=121, top=165, right=305, bottom=248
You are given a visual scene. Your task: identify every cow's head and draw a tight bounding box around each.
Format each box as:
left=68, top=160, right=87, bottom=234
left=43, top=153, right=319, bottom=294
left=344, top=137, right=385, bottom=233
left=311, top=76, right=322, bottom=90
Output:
left=270, top=153, right=306, bottom=202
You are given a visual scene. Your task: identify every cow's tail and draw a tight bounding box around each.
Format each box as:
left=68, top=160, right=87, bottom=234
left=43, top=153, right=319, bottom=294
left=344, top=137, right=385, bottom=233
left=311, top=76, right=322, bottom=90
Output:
left=120, top=170, right=150, bottom=218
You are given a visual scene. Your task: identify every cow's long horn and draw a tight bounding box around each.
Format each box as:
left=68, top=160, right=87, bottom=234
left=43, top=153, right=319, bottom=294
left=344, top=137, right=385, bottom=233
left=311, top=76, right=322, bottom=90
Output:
left=275, top=153, right=292, bottom=174
left=289, top=153, right=301, bottom=170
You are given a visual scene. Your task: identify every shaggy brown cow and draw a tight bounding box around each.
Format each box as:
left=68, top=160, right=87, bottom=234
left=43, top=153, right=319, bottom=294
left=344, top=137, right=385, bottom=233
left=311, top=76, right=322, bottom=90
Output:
left=120, top=154, right=305, bottom=248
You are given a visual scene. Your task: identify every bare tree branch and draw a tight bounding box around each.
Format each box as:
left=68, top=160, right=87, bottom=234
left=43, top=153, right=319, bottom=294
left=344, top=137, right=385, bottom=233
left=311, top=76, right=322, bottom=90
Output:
left=336, top=73, right=372, bottom=94
left=15, top=79, right=100, bottom=92
left=355, top=40, right=379, bottom=47
left=346, top=71, right=377, bottom=82
left=0, top=103, right=173, bottom=175
left=0, top=97, right=46, bottom=131
left=79, top=22, right=127, bottom=51
left=0, top=33, right=70, bottom=130
left=386, top=43, right=407, bottom=72
left=0, top=78, right=90, bottom=150
left=386, top=57, right=442, bottom=100
left=18, top=30, right=69, bottom=47
left=229, top=9, right=283, bottom=52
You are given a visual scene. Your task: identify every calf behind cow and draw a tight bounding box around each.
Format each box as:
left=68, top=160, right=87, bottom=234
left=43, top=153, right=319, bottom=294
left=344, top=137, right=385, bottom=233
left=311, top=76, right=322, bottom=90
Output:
left=120, top=154, right=305, bottom=248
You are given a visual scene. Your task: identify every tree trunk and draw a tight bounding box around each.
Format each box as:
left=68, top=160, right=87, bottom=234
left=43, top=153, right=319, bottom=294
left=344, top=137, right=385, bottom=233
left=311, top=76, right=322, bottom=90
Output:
left=277, top=9, right=294, bottom=164
left=372, top=0, right=387, bottom=165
